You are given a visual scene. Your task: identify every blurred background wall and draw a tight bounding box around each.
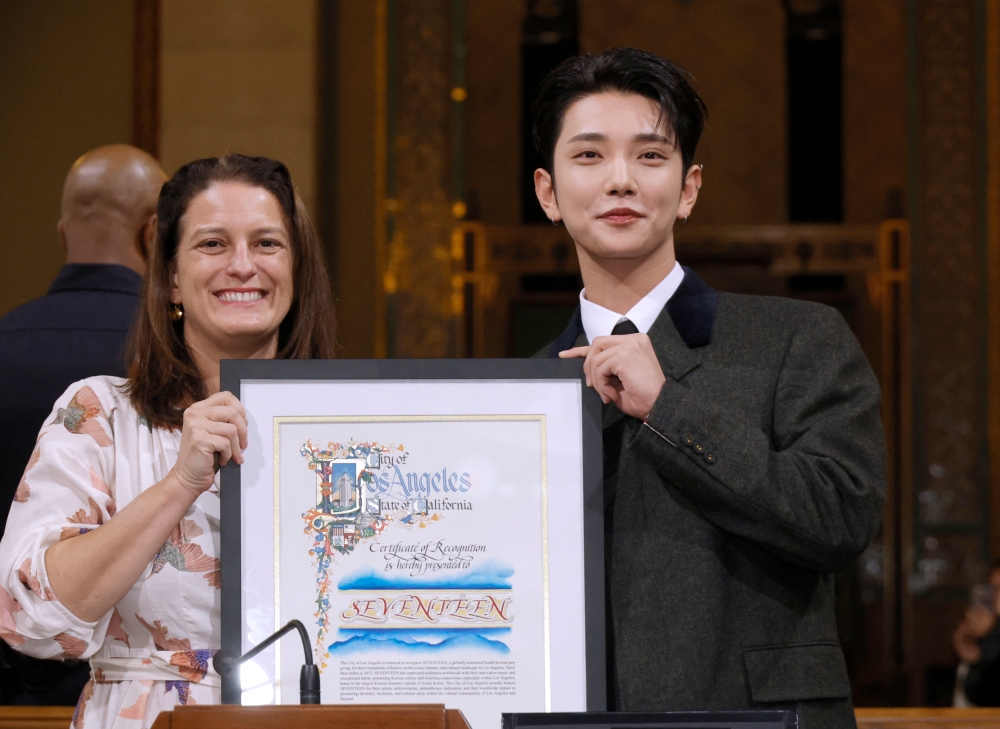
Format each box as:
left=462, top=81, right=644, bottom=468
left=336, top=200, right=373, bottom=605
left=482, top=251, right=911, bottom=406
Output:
left=0, top=0, right=999, bottom=709
left=0, top=1, right=133, bottom=317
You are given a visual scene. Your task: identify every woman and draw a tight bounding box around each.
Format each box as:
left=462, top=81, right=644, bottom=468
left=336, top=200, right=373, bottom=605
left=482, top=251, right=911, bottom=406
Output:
left=0, top=154, right=336, bottom=727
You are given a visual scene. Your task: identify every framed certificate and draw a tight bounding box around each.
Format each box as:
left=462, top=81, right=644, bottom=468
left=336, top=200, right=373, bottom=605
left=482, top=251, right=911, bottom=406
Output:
left=220, top=359, right=605, bottom=728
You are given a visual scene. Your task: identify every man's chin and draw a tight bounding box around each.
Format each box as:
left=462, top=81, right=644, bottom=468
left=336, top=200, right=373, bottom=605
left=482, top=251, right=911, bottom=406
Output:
left=578, top=242, right=669, bottom=263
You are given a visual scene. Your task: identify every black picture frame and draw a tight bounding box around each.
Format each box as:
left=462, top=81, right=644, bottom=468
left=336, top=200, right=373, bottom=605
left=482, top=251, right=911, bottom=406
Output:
left=219, top=358, right=606, bottom=710
left=501, top=710, right=799, bottom=729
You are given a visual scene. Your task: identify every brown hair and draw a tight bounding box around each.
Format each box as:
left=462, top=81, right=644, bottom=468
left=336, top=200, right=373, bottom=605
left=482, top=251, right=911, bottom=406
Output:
left=123, top=153, right=337, bottom=429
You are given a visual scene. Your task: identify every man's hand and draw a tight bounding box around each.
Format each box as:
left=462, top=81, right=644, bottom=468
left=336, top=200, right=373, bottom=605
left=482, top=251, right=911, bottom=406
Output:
left=560, top=333, right=666, bottom=419
left=954, top=605, right=997, bottom=663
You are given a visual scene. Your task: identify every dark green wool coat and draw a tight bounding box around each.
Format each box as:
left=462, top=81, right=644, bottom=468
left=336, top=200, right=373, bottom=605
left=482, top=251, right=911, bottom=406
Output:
left=538, top=267, right=886, bottom=729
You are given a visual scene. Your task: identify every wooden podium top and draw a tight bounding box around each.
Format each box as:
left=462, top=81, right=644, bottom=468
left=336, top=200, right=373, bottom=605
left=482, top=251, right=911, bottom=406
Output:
left=856, top=708, right=1000, bottom=729
left=148, top=704, right=471, bottom=729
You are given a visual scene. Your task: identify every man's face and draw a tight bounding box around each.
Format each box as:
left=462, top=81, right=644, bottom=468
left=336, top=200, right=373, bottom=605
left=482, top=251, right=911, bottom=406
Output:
left=534, top=91, right=699, bottom=263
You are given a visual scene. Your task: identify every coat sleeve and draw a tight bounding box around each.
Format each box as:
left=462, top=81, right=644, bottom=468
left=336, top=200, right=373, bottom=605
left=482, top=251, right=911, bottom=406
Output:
left=631, top=305, right=886, bottom=573
left=0, top=380, right=118, bottom=660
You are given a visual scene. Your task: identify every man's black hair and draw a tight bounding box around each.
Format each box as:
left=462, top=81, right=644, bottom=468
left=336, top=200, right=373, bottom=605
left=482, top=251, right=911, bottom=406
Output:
left=532, top=47, right=708, bottom=179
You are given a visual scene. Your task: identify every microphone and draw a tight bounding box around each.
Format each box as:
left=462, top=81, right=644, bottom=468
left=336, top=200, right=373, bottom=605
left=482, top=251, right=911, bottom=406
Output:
left=213, top=619, right=320, bottom=704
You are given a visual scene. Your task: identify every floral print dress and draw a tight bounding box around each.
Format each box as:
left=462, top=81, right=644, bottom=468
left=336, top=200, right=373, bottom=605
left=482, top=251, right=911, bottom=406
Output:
left=0, top=377, right=221, bottom=728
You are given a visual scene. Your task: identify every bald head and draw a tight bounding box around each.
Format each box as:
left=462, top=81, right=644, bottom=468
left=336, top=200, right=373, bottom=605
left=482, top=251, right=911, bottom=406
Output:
left=59, top=144, right=167, bottom=274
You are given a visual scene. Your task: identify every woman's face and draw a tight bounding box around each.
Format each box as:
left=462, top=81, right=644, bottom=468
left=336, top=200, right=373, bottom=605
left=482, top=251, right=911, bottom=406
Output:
left=534, top=91, right=700, bottom=263
left=170, top=182, right=294, bottom=359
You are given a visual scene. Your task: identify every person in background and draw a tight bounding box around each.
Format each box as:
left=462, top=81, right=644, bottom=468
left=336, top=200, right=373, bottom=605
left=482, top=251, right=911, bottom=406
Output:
left=0, top=145, right=166, bottom=534
left=953, top=560, right=1000, bottom=706
left=0, top=145, right=166, bottom=706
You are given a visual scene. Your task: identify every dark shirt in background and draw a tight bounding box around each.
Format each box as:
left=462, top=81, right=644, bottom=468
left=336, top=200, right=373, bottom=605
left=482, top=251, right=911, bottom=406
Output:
left=0, top=264, right=141, bottom=530
left=0, top=263, right=140, bottom=706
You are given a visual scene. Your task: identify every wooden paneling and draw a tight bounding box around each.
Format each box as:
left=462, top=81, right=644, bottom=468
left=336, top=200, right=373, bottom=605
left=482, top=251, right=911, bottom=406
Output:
left=843, top=0, right=908, bottom=224
left=159, top=0, right=319, bottom=212
left=578, top=0, right=787, bottom=225
left=132, top=0, right=160, bottom=156
left=0, top=706, right=75, bottom=729
left=857, top=708, right=1000, bottom=729
left=986, top=0, right=1000, bottom=563
left=0, top=1, right=133, bottom=317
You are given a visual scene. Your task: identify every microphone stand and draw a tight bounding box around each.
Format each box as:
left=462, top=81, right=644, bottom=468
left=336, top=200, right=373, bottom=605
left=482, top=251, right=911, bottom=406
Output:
left=213, top=619, right=321, bottom=704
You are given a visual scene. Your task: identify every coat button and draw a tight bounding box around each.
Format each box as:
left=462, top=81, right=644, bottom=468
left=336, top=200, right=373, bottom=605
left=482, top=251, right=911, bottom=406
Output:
left=704, top=453, right=715, bottom=464
left=683, top=434, right=694, bottom=446
left=694, top=444, right=705, bottom=453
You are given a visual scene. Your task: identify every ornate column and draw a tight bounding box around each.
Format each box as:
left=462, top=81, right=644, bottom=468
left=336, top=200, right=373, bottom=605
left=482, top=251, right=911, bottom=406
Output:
left=908, top=0, right=991, bottom=703
left=377, top=0, right=464, bottom=358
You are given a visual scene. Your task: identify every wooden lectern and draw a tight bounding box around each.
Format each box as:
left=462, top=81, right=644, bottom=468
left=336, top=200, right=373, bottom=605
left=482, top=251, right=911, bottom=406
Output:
left=149, top=704, right=471, bottom=729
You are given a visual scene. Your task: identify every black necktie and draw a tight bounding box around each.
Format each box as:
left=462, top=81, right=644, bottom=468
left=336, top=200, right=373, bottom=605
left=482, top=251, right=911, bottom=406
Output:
left=611, top=318, right=639, bottom=336
left=603, top=317, right=638, bottom=709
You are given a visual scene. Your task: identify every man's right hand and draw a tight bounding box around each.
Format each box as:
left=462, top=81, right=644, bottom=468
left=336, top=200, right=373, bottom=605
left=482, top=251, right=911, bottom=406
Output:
left=954, top=605, right=997, bottom=663
left=170, top=391, right=248, bottom=496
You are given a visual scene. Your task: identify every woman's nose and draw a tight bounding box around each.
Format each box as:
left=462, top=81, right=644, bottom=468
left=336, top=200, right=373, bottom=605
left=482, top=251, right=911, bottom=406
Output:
left=227, top=241, right=256, bottom=278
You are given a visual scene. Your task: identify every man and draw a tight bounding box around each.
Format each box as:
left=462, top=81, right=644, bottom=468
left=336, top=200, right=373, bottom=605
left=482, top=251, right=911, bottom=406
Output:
left=0, top=144, right=164, bottom=705
left=532, top=49, right=885, bottom=729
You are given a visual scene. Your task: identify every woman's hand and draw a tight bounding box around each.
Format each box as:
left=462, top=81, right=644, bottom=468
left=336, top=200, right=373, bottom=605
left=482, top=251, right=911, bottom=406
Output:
left=169, top=391, right=248, bottom=496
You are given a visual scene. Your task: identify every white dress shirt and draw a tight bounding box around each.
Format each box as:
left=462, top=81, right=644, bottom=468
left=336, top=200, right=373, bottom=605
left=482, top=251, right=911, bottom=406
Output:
left=579, top=261, right=684, bottom=343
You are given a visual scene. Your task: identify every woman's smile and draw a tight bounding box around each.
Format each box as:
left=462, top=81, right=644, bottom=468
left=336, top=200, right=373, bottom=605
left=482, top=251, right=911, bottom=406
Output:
left=215, top=288, right=265, bottom=303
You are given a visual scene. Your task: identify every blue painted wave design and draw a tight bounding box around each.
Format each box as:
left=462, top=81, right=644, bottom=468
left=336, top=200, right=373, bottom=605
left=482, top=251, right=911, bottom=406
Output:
left=329, top=628, right=510, bottom=655
left=338, top=559, right=514, bottom=591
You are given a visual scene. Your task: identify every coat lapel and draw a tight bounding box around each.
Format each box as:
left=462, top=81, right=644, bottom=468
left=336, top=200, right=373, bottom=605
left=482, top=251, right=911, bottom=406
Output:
left=649, top=266, right=718, bottom=381
left=546, top=307, right=585, bottom=358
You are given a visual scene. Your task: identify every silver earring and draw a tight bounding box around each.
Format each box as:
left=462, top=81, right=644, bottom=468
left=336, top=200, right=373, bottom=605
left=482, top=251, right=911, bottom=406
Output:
left=682, top=214, right=689, bottom=223
left=551, top=217, right=560, bottom=226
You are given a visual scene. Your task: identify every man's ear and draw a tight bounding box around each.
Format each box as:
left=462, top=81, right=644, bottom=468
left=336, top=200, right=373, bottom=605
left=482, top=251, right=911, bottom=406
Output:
left=136, top=215, right=155, bottom=262
left=57, top=220, right=67, bottom=252
left=677, top=164, right=703, bottom=221
left=533, top=168, right=561, bottom=223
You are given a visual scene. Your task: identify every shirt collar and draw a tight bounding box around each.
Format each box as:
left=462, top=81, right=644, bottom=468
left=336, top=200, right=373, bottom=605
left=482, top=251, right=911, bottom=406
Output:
left=47, top=264, right=143, bottom=297
left=579, top=260, right=684, bottom=343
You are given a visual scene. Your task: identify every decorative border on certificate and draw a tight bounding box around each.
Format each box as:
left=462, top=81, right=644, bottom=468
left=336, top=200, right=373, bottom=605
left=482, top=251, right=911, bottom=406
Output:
left=271, top=415, right=550, bottom=707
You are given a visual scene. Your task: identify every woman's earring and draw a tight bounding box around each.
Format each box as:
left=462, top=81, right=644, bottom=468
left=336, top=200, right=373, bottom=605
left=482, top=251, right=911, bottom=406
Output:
left=551, top=217, right=560, bottom=226
left=171, top=304, right=183, bottom=321
left=682, top=214, right=689, bottom=223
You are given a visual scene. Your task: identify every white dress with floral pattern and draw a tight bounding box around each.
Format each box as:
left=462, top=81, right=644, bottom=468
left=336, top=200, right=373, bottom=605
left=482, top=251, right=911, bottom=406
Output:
left=0, top=376, right=221, bottom=728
